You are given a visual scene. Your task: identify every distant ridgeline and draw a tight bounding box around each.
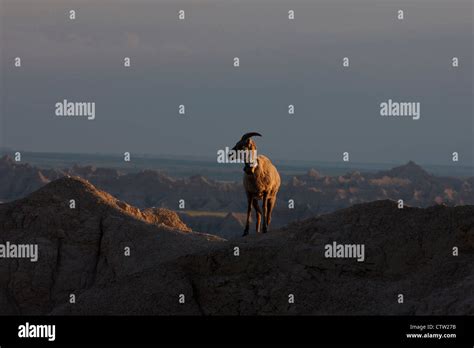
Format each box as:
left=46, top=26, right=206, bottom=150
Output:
left=0, top=156, right=473, bottom=221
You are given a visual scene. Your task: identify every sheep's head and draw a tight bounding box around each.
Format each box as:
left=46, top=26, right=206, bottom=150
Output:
left=231, top=132, right=261, bottom=174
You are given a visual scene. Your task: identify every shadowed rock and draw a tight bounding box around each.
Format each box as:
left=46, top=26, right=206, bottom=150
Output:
left=0, top=177, right=222, bottom=315
left=0, top=178, right=472, bottom=315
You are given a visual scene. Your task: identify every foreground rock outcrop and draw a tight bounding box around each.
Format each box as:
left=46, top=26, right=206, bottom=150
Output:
left=0, top=178, right=472, bottom=315
left=0, top=177, right=220, bottom=315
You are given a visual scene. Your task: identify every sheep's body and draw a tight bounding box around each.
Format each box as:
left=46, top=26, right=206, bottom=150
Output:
left=243, top=154, right=280, bottom=235
left=243, top=155, right=280, bottom=200
left=231, top=133, right=281, bottom=236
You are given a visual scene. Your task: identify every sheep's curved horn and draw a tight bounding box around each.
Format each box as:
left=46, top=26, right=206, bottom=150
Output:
left=241, top=132, right=262, bottom=141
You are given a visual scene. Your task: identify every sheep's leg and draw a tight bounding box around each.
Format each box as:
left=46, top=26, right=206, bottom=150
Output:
left=252, top=199, right=262, bottom=233
left=243, top=195, right=252, bottom=236
left=266, top=196, right=276, bottom=229
left=261, top=193, right=268, bottom=233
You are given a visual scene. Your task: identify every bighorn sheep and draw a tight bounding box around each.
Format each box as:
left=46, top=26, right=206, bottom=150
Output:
left=231, top=132, right=281, bottom=236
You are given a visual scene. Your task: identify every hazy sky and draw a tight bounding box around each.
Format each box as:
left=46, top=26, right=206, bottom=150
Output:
left=1, top=0, right=472, bottom=166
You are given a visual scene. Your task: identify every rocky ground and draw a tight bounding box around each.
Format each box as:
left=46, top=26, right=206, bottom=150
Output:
left=0, top=177, right=472, bottom=315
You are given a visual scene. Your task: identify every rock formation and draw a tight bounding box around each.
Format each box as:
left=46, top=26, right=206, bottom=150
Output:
left=0, top=178, right=472, bottom=315
left=1, top=156, right=472, bottom=238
